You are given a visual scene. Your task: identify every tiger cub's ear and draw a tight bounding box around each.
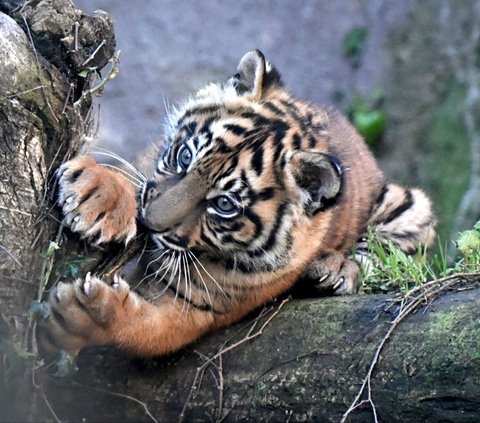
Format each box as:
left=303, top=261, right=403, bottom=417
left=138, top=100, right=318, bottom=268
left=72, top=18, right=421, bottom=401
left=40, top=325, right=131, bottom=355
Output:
left=234, top=50, right=282, bottom=100
left=290, top=151, right=343, bottom=216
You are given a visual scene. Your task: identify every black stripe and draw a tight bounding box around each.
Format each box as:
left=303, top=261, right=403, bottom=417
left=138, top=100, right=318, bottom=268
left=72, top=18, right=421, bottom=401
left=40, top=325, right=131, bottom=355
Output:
left=224, top=123, right=247, bottom=136
left=256, top=187, right=276, bottom=202
left=251, top=145, right=264, bottom=176
left=95, top=211, right=105, bottom=224
left=178, top=121, right=197, bottom=137
left=258, top=201, right=289, bottom=252
left=176, top=105, right=220, bottom=128
left=80, top=186, right=98, bottom=204
left=264, top=101, right=285, bottom=116
left=383, top=189, right=414, bottom=224
left=244, top=208, right=263, bottom=238
left=375, top=184, right=389, bottom=206
left=68, top=169, right=83, bottom=184
left=280, top=99, right=308, bottom=134
left=293, top=133, right=302, bottom=150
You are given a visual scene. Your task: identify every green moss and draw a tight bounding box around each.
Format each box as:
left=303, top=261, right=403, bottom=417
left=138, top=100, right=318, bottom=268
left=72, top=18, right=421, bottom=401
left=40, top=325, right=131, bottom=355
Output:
left=427, top=309, right=480, bottom=363
left=420, top=81, right=470, bottom=241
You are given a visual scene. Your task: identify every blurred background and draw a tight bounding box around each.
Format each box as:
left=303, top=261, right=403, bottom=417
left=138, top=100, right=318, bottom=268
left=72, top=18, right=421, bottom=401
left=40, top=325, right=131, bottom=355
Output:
left=76, top=0, right=480, bottom=245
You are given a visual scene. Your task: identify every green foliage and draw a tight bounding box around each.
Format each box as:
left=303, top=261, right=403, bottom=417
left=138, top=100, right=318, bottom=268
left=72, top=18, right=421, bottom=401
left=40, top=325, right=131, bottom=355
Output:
left=77, top=66, right=97, bottom=78
left=41, top=241, right=60, bottom=259
left=454, top=220, right=480, bottom=271
left=342, top=26, right=369, bottom=68
left=59, top=255, right=95, bottom=279
left=360, top=228, right=437, bottom=293
left=347, top=90, right=386, bottom=145
left=360, top=220, right=480, bottom=293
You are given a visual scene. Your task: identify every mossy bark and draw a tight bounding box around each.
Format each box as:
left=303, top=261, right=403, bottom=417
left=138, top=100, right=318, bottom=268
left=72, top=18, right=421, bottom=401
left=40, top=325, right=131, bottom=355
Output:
left=0, top=0, right=115, bottom=419
left=34, top=289, right=480, bottom=423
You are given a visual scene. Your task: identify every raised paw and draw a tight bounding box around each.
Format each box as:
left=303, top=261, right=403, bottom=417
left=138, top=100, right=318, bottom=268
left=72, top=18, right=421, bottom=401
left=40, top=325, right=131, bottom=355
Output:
left=57, top=155, right=137, bottom=244
left=302, top=252, right=360, bottom=295
left=37, top=273, right=134, bottom=357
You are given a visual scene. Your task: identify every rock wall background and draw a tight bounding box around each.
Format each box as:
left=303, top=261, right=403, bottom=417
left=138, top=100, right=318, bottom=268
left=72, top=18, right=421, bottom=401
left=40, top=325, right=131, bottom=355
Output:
left=76, top=0, right=480, bottom=243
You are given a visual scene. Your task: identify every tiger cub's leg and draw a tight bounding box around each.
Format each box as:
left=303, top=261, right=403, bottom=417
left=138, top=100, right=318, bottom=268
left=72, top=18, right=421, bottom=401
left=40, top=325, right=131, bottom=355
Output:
left=301, top=252, right=361, bottom=295
left=38, top=273, right=214, bottom=357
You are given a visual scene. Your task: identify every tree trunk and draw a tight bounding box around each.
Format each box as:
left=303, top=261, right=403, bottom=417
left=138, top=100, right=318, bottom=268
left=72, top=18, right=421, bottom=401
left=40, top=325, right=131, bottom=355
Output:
left=0, top=2, right=479, bottom=423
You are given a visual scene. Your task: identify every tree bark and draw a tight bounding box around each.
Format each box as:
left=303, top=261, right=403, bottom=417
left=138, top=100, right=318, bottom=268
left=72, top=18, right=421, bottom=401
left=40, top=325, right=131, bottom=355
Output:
left=22, top=289, right=480, bottom=423
left=0, top=2, right=480, bottom=423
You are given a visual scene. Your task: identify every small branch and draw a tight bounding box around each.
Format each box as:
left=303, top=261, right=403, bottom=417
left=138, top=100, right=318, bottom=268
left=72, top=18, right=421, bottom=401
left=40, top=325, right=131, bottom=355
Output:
left=4, top=85, right=46, bottom=99
left=0, top=205, right=33, bottom=217
left=0, top=243, right=23, bottom=267
left=73, top=50, right=121, bottom=109
left=72, top=382, right=158, bottom=423
left=41, top=393, right=61, bottom=423
left=81, top=39, right=106, bottom=66
left=73, top=21, right=79, bottom=52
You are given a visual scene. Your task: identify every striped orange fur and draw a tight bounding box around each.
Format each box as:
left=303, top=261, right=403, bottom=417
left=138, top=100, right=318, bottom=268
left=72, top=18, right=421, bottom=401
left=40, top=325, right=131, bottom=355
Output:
left=39, top=50, right=436, bottom=357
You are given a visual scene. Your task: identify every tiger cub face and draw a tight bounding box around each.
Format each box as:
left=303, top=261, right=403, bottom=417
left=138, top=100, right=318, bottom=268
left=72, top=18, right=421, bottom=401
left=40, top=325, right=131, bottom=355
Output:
left=139, top=50, right=345, bottom=290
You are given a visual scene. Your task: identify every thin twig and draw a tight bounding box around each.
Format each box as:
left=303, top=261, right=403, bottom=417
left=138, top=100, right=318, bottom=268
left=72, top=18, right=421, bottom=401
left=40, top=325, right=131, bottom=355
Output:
left=73, top=21, right=79, bottom=52
left=74, top=50, right=121, bottom=109
left=82, top=39, right=106, bottom=66
left=5, top=85, right=46, bottom=99
left=0, top=243, right=22, bottom=267
left=72, top=382, right=158, bottom=423
left=42, top=393, right=61, bottom=423
left=0, top=205, right=33, bottom=217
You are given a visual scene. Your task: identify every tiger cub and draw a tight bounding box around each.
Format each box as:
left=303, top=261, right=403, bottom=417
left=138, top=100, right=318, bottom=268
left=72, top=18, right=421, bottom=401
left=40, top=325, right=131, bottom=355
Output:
left=40, top=50, right=436, bottom=357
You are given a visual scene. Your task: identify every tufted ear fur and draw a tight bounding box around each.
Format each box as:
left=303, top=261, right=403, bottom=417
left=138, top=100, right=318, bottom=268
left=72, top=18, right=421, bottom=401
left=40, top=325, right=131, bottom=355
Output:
left=234, top=49, right=282, bottom=100
left=290, top=151, right=343, bottom=215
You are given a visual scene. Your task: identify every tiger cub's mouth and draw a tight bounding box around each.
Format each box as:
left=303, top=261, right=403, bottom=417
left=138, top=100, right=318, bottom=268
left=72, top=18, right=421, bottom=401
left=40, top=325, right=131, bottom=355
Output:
left=148, top=231, right=188, bottom=252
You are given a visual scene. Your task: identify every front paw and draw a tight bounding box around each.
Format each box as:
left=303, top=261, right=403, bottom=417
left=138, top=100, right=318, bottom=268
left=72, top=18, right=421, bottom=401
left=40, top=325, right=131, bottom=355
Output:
left=303, top=253, right=360, bottom=295
left=37, top=273, right=132, bottom=357
left=57, top=155, right=137, bottom=244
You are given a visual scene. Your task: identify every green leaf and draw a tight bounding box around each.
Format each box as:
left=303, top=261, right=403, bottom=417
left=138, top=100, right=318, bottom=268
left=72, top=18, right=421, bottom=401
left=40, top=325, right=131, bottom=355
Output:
left=457, top=229, right=480, bottom=257
left=353, top=109, right=386, bottom=144
left=473, top=220, right=480, bottom=231
left=78, top=69, right=89, bottom=78
left=343, top=26, right=369, bottom=67
left=59, top=255, right=95, bottom=279
left=44, top=241, right=60, bottom=258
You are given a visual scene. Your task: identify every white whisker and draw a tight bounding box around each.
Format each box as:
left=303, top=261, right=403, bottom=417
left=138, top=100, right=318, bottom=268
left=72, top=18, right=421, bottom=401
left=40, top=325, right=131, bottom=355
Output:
left=99, top=163, right=143, bottom=187
left=189, top=251, right=228, bottom=299
left=150, top=252, right=177, bottom=299
left=188, top=251, right=213, bottom=308
left=93, top=147, right=147, bottom=181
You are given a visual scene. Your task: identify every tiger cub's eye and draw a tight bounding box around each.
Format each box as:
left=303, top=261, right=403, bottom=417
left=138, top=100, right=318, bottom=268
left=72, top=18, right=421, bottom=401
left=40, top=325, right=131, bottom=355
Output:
left=213, top=196, right=237, bottom=217
left=177, top=145, right=193, bottom=171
